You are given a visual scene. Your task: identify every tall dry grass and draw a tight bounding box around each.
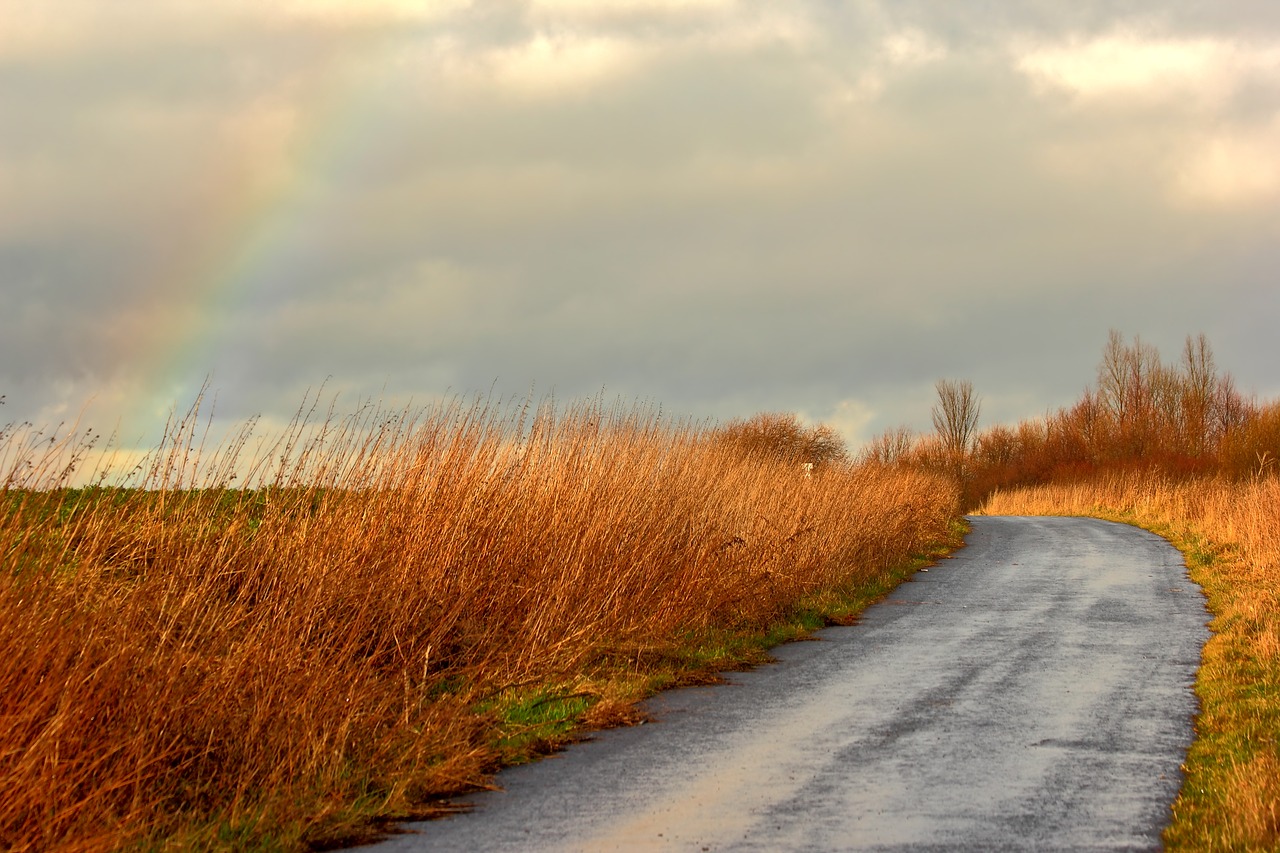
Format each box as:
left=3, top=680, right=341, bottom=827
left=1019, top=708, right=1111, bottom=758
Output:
left=0, top=394, right=959, bottom=851
left=981, top=473, right=1280, bottom=851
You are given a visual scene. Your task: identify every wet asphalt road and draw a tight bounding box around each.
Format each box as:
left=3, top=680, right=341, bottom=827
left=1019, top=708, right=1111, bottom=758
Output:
left=358, top=516, right=1210, bottom=852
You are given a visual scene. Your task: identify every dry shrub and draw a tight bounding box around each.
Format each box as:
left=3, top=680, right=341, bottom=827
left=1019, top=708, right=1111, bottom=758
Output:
left=711, top=412, right=848, bottom=468
left=0, top=395, right=958, bottom=851
left=981, top=473, right=1280, bottom=851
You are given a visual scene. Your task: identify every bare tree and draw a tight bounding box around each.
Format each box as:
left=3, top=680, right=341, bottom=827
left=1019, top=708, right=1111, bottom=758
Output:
left=1097, top=329, right=1162, bottom=422
left=860, top=425, right=915, bottom=466
left=1179, top=333, right=1217, bottom=457
left=1213, top=373, right=1250, bottom=444
left=1095, top=330, right=1167, bottom=458
left=932, top=379, right=981, bottom=458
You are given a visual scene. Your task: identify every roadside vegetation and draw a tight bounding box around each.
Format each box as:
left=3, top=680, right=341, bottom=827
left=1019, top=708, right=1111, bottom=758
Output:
left=871, top=330, right=1279, bottom=851
left=0, top=396, right=961, bottom=852
left=10, top=329, right=1274, bottom=851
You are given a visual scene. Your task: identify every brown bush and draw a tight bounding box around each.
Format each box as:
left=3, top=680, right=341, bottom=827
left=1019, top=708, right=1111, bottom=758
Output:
left=711, top=412, right=848, bottom=469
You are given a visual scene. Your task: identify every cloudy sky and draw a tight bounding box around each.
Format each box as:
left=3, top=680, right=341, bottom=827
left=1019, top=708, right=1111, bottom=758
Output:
left=3, top=0, right=1279, bottom=454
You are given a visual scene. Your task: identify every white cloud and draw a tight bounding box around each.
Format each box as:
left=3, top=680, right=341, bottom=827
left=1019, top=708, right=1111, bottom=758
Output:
left=810, top=398, right=878, bottom=450
left=819, top=27, right=950, bottom=108
left=1015, top=27, right=1280, bottom=207
left=1016, top=28, right=1280, bottom=104
left=485, top=32, right=645, bottom=96
left=425, top=5, right=819, bottom=101
left=529, top=0, right=736, bottom=16
left=699, top=9, right=817, bottom=53
left=1019, top=34, right=1222, bottom=99
left=0, top=0, right=468, bottom=60
left=0, top=2, right=152, bottom=59
left=1174, top=119, right=1280, bottom=206
left=267, top=0, right=471, bottom=23
left=882, top=29, right=947, bottom=67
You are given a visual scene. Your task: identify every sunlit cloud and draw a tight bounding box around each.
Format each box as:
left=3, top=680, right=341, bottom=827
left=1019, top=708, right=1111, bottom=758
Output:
left=815, top=398, right=878, bottom=450
left=817, top=27, right=950, bottom=108
left=435, top=3, right=818, bottom=99
left=0, top=0, right=467, bottom=61
left=882, top=29, right=948, bottom=67
left=485, top=32, right=645, bottom=96
left=1015, top=27, right=1280, bottom=207
left=1174, top=120, right=1280, bottom=206
left=1020, top=34, right=1225, bottom=99
left=529, top=0, right=737, bottom=16
left=1016, top=28, right=1280, bottom=104
left=267, top=0, right=472, bottom=23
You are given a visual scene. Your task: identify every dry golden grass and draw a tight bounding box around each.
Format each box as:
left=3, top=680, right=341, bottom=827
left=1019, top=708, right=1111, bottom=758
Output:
left=981, top=473, right=1280, bottom=852
left=0, top=395, right=959, bottom=852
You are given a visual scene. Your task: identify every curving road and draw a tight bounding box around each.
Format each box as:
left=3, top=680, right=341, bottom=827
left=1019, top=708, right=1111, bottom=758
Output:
left=359, top=516, right=1210, bottom=852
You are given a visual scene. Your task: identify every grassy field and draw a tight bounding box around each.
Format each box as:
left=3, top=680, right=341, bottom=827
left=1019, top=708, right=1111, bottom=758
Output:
left=982, top=474, right=1280, bottom=851
left=0, top=397, right=961, bottom=852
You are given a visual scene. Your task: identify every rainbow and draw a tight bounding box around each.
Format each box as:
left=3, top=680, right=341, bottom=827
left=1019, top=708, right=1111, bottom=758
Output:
left=115, top=40, right=388, bottom=444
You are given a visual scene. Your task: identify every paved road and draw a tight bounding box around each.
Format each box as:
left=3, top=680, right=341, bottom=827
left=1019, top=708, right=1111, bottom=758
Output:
left=359, top=516, right=1209, bottom=851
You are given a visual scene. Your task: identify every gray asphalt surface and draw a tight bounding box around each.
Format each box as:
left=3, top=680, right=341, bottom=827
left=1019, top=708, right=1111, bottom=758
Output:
left=358, top=516, right=1210, bottom=851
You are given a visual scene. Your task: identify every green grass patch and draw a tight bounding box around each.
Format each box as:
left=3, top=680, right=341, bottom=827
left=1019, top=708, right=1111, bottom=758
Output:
left=476, top=687, right=598, bottom=764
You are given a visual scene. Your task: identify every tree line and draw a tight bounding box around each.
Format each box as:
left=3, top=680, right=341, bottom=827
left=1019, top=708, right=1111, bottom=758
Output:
left=867, top=331, right=1280, bottom=507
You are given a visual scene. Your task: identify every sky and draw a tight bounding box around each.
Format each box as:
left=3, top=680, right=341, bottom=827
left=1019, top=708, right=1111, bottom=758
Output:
left=3, top=0, right=1279, bottom=458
